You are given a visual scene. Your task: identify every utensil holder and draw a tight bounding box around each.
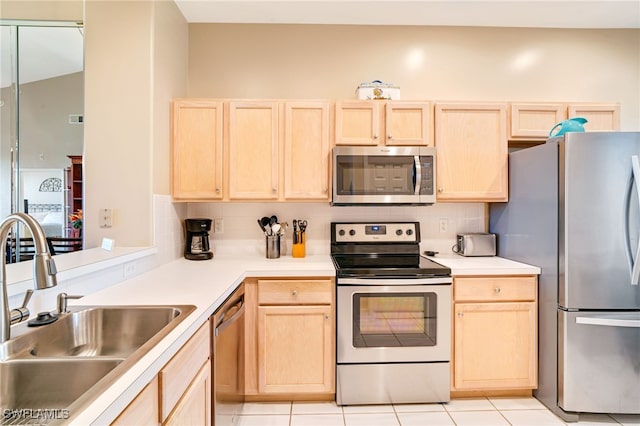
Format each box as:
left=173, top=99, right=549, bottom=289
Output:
left=292, top=231, right=306, bottom=258
left=266, top=235, right=281, bottom=259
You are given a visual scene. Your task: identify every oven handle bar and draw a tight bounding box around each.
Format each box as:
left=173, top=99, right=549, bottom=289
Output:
left=337, top=277, right=452, bottom=286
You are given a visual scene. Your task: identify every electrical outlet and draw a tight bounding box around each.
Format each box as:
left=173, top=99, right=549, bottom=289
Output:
left=214, top=218, right=224, bottom=233
left=100, top=208, right=113, bottom=228
left=439, top=218, right=448, bottom=233
left=123, top=261, right=136, bottom=278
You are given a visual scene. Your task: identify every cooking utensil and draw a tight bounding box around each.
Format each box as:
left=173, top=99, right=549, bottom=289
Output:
left=260, top=216, right=272, bottom=235
left=270, top=215, right=278, bottom=226
left=257, top=219, right=268, bottom=234
left=271, top=223, right=281, bottom=235
left=279, top=222, right=288, bottom=236
left=293, top=220, right=298, bottom=244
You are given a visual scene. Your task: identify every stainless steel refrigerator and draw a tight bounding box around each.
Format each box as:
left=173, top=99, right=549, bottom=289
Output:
left=490, top=132, right=640, bottom=421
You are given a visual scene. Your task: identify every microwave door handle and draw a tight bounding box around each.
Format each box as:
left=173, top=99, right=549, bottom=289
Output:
left=624, top=155, right=640, bottom=285
left=414, top=156, right=422, bottom=196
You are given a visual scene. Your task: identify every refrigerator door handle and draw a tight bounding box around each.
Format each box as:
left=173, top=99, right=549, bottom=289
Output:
left=576, top=316, right=640, bottom=328
left=624, top=155, right=640, bottom=285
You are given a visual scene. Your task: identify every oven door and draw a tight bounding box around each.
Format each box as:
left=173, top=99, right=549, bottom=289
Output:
left=337, top=280, right=451, bottom=364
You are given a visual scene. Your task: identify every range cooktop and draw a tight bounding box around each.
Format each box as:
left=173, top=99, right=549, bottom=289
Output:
left=332, top=254, right=451, bottom=278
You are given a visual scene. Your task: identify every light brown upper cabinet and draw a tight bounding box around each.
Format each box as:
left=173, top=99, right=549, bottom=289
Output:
left=510, top=102, right=620, bottom=140
left=227, top=101, right=280, bottom=200
left=567, top=103, right=620, bottom=131
left=434, top=102, right=509, bottom=202
left=283, top=101, right=332, bottom=201
left=171, top=99, right=224, bottom=200
left=335, top=101, right=431, bottom=146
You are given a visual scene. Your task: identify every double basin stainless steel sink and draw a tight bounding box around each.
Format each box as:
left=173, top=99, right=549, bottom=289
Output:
left=0, top=304, right=196, bottom=425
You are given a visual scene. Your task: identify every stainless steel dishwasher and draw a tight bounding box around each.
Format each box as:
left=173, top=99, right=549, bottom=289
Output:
left=213, top=283, right=245, bottom=426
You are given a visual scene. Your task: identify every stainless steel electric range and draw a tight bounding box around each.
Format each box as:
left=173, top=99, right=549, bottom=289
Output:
left=331, top=222, right=452, bottom=406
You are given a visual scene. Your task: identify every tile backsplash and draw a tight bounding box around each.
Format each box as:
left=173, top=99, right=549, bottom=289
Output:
left=184, top=202, right=486, bottom=256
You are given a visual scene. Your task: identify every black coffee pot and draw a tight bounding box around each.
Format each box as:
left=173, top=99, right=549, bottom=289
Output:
left=184, top=218, right=213, bottom=260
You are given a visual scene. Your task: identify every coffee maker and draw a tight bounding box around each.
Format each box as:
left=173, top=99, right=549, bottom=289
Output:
left=184, top=218, right=213, bottom=260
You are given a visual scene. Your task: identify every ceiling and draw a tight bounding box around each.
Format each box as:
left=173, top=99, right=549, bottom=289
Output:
left=174, top=0, right=640, bottom=29
left=1, top=25, right=84, bottom=88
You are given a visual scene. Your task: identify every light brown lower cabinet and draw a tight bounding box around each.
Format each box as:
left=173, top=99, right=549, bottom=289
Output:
left=452, top=276, right=538, bottom=394
left=245, top=277, right=335, bottom=401
left=111, top=377, right=159, bottom=426
left=111, top=321, right=211, bottom=425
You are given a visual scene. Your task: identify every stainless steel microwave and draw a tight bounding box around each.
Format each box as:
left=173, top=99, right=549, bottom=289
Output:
left=332, top=146, right=436, bottom=205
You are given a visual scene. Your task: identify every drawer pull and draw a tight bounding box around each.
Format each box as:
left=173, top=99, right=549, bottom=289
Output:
left=494, top=287, right=501, bottom=294
left=292, top=290, right=298, bottom=296
left=325, top=314, right=330, bottom=320
left=457, top=312, right=464, bottom=318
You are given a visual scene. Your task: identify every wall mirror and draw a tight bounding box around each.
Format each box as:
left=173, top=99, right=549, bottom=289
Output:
left=0, top=21, right=84, bottom=262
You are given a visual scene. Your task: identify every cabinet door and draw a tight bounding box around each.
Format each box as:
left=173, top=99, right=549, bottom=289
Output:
left=111, top=377, right=159, bottom=426
left=435, top=103, right=508, bottom=202
left=159, top=322, right=210, bottom=422
left=163, top=362, right=211, bottom=426
left=258, top=305, right=334, bottom=394
left=510, top=103, right=565, bottom=139
left=284, top=101, right=332, bottom=200
left=171, top=100, right=224, bottom=200
left=385, top=101, right=432, bottom=146
left=567, top=103, right=620, bottom=131
left=228, top=101, right=279, bottom=199
left=453, top=302, right=537, bottom=390
left=335, top=101, right=380, bottom=145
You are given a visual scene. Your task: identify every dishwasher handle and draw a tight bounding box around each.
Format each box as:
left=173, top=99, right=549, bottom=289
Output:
left=215, top=296, right=244, bottom=337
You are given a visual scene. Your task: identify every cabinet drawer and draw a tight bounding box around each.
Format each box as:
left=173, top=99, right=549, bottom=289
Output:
left=454, top=276, right=536, bottom=302
left=159, top=322, right=210, bottom=422
left=258, top=279, right=332, bottom=305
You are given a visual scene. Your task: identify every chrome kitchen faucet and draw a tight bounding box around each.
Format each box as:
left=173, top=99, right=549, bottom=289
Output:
left=0, top=213, right=58, bottom=342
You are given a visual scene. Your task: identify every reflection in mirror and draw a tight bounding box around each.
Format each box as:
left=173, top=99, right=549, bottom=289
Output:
left=0, top=22, right=84, bottom=262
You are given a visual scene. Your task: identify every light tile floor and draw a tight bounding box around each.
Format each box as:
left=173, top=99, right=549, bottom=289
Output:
left=236, top=398, right=640, bottom=426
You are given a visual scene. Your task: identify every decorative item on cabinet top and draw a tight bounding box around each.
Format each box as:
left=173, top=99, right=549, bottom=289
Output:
left=356, top=80, right=400, bottom=100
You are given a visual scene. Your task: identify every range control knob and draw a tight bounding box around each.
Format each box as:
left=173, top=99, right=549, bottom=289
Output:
left=338, top=229, right=346, bottom=236
left=395, top=229, right=403, bottom=236
left=349, top=229, right=356, bottom=236
left=406, top=229, right=414, bottom=236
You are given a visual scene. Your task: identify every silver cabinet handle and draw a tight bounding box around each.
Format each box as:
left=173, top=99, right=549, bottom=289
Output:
left=494, top=287, right=501, bottom=294
left=624, top=155, right=640, bottom=285
left=457, top=312, right=464, bottom=318
left=292, top=290, right=298, bottom=296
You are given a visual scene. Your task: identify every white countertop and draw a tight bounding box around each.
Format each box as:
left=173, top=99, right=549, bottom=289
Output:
left=56, top=252, right=538, bottom=424
left=427, top=253, right=541, bottom=276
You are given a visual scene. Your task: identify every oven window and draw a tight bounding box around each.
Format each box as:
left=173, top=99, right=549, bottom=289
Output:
left=353, top=292, right=437, bottom=347
left=335, top=155, right=415, bottom=195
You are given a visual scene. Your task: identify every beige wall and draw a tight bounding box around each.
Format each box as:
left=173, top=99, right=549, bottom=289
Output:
left=0, top=0, right=82, bottom=21
left=188, top=24, right=640, bottom=129
left=84, top=0, right=187, bottom=248
left=153, top=0, right=189, bottom=196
